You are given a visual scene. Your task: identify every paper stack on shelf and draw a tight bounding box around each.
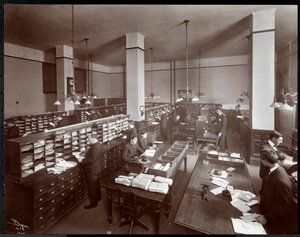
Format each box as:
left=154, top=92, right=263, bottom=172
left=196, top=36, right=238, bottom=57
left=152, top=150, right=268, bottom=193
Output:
left=144, top=149, right=156, bottom=157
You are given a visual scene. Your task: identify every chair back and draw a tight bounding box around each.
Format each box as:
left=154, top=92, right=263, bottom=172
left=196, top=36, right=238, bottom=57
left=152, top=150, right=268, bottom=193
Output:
left=117, top=188, right=138, bottom=217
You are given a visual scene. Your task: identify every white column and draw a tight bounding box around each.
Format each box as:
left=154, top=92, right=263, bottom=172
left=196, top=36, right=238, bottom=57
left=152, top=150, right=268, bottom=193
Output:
left=250, top=9, right=276, bottom=130
left=55, top=45, right=75, bottom=112
left=125, top=32, right=145, bottom=121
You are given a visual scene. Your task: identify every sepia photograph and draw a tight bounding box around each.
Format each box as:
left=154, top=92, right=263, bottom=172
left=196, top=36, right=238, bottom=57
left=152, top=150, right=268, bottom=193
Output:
left=2, top=3, right=298, bottom=235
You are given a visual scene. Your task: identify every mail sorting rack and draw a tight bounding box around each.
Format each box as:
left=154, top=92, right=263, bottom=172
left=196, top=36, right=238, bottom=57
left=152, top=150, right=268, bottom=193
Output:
left=4, top=114, right=128, bottom=234
left=4, top=111, right=67, bottom=137
left=75, top=104, right=127, bottom=123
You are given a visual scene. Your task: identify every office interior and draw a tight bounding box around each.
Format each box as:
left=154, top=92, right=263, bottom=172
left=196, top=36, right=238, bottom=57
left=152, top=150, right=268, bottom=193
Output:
left=3, top=4, right=298, bottom=235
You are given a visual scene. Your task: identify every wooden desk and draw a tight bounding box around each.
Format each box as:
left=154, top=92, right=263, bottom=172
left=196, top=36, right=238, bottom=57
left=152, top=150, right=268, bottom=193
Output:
left=174, top=153, right=258, bottom=234
left=100, top=142, right=187, bottom=234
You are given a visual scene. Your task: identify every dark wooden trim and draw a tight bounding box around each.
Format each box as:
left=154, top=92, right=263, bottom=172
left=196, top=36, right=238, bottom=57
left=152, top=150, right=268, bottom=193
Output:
left=125, top=46, right=144, bottom=51
left=4, top=55, right=46, bottom=64
left=250, top=28, right=275, bottom=36
left=55, top=56, right=73, bottom=60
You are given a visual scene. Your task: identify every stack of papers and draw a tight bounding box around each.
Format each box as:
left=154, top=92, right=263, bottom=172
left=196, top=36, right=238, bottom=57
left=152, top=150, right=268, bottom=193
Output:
left=148, top=181, right=169, bottom=194
left=115, top=175, right=134, bottom=186
left=230, top=189, right=258, bottom=212
left=154, top=176, right=173, bottom=186
left=131, top=173, right=154, bottom=190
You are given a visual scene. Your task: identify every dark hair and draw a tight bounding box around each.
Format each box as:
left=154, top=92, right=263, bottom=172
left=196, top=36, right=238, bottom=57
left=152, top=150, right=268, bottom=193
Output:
left=269, top=130, right=283, bottom=140
left=235, top=104, right=241, bottom=109
left=261, top=149, right=278, bottom=164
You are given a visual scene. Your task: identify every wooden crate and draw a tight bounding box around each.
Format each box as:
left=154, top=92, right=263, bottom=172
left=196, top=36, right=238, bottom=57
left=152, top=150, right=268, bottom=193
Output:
left=148, top=160, right=172, bottom=178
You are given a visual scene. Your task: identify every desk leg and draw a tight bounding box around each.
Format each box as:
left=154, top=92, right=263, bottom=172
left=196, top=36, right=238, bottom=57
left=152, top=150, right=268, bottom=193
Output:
left=107, top=193, right=113, bottom=224
left=154, top=203, right=161, bottom=234
left=184, top=155, right=187, bottom=173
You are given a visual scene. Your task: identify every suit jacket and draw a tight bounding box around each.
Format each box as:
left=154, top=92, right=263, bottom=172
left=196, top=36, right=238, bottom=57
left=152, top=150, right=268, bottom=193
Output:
left=216, top=114, right=227, bottom=151
left=259, top=142, right=289, bottom=179
left=81, top=142, right=104, bottom=182
left=260, top=165, right=294, bottom=234
left=138, top=136, right=152, bottom=151
left=122, top=142, right=144, bottom=164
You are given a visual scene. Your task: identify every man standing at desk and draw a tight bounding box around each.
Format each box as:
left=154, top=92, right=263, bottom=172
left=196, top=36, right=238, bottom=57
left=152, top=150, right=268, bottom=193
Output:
left=78, top=132, right=104, bottom=209
left=259, top=130, right=290, bottom=179
left=256, top=150, right=295, bottom=234
left=215, top=107, right=227, bottom=152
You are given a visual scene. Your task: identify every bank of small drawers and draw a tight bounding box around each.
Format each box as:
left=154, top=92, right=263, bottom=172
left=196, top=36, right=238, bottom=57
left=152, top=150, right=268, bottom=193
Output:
left=33, top=166, right=86, bottom=233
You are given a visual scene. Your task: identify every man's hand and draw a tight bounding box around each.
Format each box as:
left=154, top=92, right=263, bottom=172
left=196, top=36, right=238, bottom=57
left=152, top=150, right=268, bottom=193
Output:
left=255, top=215, right=267, bottom=225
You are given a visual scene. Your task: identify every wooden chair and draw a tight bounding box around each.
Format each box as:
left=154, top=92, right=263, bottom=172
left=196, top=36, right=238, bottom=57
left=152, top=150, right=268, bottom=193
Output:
left=117, top=188, right=150, bottom=234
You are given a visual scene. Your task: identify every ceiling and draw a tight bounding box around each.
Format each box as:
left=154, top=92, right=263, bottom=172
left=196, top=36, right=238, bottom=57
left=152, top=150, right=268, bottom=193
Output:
left=4, top=4, right=298, bottom=66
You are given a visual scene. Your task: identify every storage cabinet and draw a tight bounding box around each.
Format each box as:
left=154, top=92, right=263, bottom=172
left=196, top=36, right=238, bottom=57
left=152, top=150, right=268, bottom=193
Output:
left=4, top=114, right=128, bottom=234
left=75, top=104, right=126, bottom=123
left=4, top=111, right=67, bottom=137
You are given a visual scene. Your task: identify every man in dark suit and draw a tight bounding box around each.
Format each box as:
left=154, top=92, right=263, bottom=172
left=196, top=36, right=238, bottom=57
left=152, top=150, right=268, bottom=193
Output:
left=256, top=150, right=295, bottom=234
left=259, top=130, right=290, bottom=179
left=215, top=107, right=227, bottom=152
left=78, top=132, right=104, bottom=209
left=239, top=116, right=251, bottom=164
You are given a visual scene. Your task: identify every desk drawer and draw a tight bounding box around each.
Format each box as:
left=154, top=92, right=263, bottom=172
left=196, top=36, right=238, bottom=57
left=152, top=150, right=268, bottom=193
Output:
left=35, top=192, right=49, bottom=205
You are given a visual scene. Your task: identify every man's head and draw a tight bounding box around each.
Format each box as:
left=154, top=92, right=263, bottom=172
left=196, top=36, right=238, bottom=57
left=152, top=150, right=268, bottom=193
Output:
left=129, top=120, right=135, bottom=128
left=260, top=149, right=278, bottom=168
left=235, top=104, right=241, bottom=110
left=130, top=136, right=138, bottom=145
left=141, top=131, right=147, bottom=139
left=216, top=108, right=223, bottom=115
left=88, top=132, right=98, bottom=144
left=269, top=130, right=283, bottom=147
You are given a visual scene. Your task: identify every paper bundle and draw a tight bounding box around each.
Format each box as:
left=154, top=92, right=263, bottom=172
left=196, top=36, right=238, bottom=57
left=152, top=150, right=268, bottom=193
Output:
left=154, top=176, right=173, bottom=186
left=148, top=181, right=169, bottom=194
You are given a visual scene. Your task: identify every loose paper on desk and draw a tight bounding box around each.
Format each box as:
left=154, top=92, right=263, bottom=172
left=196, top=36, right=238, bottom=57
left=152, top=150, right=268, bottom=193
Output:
left=230, top=199, right=251, bottom=213
left=210, top=186, right=225, bottom=195
left=144, top=149, right=156, bottom=157
left=72, top=152, right=84, bottom=160
left=227, top=167, right=236, bottom=172
left=153, top=140, right=163, bottom=144
left=231, top=218, right=266, bottom=234
left=211, top=177, right=229, bottom=188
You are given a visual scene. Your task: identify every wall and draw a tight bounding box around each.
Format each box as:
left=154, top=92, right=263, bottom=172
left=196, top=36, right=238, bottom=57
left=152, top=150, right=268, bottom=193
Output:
left=4, top=43, right=250, bottom=119
left=4, top=56, right=57, bottom=118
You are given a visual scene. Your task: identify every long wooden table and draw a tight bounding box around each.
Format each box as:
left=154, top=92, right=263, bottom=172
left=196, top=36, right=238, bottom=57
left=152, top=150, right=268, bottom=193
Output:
left=100, top=142, right=187, bottom=234
left=174, top=152, right=259, bottom=234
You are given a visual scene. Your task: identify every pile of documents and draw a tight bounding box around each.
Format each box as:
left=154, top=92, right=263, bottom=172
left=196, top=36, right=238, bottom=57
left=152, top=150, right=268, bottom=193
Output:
left=115, top=175, right=134, bottom=186
left=114, top=172, right=173, bottom=194
left=148, top=182, right=169, bottom=194
left=132, top=173, right=155, bottom=190
left=47, top=160, right=77, bottom=174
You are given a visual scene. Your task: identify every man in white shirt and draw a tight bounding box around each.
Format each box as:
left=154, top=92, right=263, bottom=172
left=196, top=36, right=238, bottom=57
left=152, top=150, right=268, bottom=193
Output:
left=259, top=130, right=290, bottom=179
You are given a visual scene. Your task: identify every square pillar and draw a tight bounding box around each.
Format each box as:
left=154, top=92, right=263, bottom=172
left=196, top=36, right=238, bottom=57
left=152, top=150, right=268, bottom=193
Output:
left=125, top=32, right=145, bottom=121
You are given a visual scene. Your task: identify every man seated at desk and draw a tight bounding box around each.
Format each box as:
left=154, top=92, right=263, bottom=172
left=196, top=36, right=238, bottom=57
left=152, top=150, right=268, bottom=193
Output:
left=5, top=118, right=31, bottom=140
left=138, top=131, right=154, bottom=151
left=122, top=136, right=144, bottom=165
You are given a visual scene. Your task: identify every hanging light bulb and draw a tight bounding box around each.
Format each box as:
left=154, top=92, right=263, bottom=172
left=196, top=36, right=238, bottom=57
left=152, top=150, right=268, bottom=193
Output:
left=54, top=99, right=61, bottom=106
left=146, top=47, right=160, bottom=100
left=270, top=97, right=281, bottom=108
left=85, top=98, right=91, bottom=105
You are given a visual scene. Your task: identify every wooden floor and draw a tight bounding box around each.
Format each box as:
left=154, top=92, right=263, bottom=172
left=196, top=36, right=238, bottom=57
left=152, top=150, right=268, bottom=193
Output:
left=45, top=129, right=261, bottom=235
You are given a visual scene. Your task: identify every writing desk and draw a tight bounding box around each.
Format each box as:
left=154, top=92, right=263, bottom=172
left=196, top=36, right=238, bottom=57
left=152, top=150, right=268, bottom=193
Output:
left=100, top=142, right=187, bottom=234
left=174, top=152, right=259, bottom=234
